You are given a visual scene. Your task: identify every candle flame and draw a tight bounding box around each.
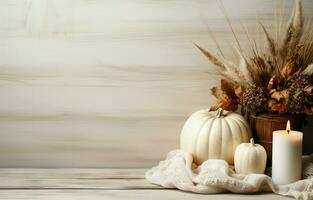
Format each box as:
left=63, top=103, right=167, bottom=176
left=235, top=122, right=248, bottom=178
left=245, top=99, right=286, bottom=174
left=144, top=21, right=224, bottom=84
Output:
left=286, top=120, right=291, bottom=134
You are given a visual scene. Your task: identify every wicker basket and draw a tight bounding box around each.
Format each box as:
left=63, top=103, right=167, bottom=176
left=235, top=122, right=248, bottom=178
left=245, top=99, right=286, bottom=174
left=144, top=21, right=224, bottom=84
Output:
left=249, top=114, right=304, bottom=166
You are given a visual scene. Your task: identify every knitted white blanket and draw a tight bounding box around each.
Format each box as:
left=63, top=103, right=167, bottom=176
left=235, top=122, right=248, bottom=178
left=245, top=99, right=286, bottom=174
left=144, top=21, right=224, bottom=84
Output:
left=146, top=150, right=313, bottom=200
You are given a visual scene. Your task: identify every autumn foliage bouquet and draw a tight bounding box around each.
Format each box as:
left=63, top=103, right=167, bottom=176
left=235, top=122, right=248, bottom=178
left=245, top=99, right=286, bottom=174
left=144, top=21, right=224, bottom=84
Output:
left=196, top=0, right=313, bottom=115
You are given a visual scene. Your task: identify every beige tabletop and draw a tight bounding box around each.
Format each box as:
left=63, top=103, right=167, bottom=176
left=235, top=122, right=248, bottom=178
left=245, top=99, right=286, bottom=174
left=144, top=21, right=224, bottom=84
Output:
left=0, top=168, right=290, bottom=200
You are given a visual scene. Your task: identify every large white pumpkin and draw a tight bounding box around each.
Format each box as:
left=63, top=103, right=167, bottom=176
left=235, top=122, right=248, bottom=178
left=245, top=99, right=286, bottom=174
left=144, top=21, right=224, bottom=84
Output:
left=180, top=108, right=252, bottom=164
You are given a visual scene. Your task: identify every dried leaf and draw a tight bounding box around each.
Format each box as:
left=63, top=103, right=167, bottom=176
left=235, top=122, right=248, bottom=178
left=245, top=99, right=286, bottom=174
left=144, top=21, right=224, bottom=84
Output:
left=210, top=102, right=223, bottom=111
left=304, top=85, right=313, bottom=95
left=270, top=89, right=289, bottom=102
left=267, top=78, right=275, bottom=91
left=211, top=86, right=219, bottom=97
left=221, top=79, right=237, bottom=98
left=209, top=80, right=238, bottom=112
left=234, top=85, right=243, bottom=98
left=267, top=75, right=283, bottom=90
left=210, top=93, right=237, bottom=112
left=268, top=99, right=288, bottom=113
left=210, top=93, right=237, bottom=111
left=281, top=63, right=296, bottom=79
left=219, top=93, right=238, bottom=111
left=302, top=63, right=313, bottom=75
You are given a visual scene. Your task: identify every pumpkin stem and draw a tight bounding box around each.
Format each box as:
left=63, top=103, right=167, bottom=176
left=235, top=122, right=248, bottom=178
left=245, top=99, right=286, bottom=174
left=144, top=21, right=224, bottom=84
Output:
left=250, top=138, right=255, bottom=146
left=215, top=108, right=224, bottom=118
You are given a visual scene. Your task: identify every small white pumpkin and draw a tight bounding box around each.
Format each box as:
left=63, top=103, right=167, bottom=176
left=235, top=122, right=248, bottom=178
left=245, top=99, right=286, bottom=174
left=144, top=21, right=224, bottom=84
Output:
left=234, top=138, right=267, bottom=174
left=180, top=108, right=252, bottom=165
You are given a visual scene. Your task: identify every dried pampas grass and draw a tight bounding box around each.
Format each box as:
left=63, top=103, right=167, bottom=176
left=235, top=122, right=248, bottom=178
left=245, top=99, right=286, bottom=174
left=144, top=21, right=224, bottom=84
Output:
left=260, top=23, right=277, bottom=58
left=194, top=43, right=246, bottom=85
left=195, top=0, right=312, bottom=88
left=236, top=49, right=253, bottom=86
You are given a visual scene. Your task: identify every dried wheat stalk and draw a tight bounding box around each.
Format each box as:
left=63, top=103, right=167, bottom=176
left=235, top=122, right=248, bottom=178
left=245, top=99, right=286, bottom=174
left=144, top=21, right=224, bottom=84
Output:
left=280, top=0, right=304, bottom=60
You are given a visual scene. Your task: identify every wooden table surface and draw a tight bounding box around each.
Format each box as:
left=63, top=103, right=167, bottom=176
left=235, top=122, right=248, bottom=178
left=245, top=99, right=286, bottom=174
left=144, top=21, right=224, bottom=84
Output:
left=0, top=168, right=290, bottom=200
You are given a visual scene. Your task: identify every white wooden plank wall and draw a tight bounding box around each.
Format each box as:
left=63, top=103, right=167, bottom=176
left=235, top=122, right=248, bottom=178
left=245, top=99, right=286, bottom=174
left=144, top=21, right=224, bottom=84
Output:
left=0, top=0, right=312, bottom=167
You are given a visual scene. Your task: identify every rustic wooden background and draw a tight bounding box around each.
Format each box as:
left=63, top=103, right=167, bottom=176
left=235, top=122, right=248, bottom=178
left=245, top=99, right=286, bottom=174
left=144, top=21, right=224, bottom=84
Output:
left=0, top=0, right=312, bottom=168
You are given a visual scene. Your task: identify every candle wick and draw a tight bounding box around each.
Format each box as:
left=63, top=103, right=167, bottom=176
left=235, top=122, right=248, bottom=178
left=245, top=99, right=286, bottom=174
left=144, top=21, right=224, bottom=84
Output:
left=287, top=130, right=290, bottom=134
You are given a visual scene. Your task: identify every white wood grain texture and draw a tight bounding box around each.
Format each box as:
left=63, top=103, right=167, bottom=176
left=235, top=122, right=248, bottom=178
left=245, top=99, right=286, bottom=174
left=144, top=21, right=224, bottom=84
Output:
left=0, top=0, right=312, bottom=167
left=0, top=190, right=290, bottom=200
left=0, top=168, right=156, bottom=189
left=0, top=168, right=290, bottom=200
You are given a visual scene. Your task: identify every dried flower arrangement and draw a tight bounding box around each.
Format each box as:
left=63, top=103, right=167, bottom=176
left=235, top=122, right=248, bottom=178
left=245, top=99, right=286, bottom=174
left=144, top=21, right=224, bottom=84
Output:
left=196, top=0, right=313, bottom=115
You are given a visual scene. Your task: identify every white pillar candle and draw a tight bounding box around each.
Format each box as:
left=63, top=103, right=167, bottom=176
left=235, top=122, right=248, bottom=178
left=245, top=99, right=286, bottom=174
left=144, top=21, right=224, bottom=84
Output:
left=272, top=120, right=303, bottom=185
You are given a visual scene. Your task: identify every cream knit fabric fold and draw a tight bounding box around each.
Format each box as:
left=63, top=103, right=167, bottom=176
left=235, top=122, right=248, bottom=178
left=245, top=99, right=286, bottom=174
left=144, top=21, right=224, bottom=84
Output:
left=146, top=150, right=313, bottom=200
